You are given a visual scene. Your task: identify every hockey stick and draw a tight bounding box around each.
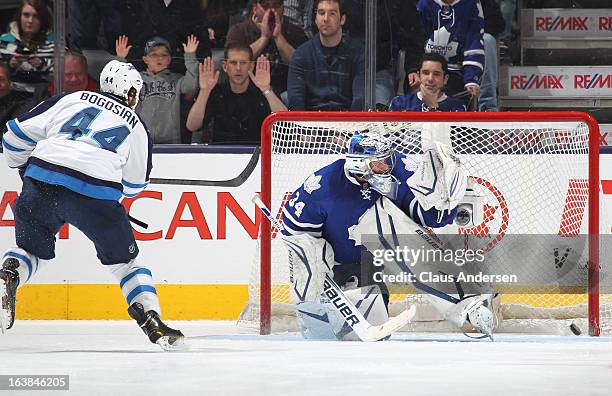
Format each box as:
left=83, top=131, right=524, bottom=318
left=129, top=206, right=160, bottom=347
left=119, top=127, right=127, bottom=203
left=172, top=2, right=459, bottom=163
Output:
left=149, top=147, right=260, bottom=187
left=127, top=214, right=148, bottom=229
left=251, top=193, right=416, bottom=342
left=127, top=148, right=259, bottom=227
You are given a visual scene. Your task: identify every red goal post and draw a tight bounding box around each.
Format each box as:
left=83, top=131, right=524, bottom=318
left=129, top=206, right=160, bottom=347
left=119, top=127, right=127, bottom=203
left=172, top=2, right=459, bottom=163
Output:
left=257, top=111, right=601, bottom=336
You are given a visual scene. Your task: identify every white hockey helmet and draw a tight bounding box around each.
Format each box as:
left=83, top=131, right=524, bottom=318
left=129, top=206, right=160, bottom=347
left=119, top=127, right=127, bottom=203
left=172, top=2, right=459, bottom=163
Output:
left=344, top=131, right=400, bottom=199
left=99, top=60, right=143, bottom=108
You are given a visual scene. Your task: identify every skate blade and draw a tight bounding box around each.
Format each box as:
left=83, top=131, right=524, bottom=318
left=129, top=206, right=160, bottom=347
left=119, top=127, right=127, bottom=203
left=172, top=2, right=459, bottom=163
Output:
left=156, top=336, right=189, bottom=351
left=0, top=280, right=7, bottom=334
left=462, top=329, right=494, bottom=341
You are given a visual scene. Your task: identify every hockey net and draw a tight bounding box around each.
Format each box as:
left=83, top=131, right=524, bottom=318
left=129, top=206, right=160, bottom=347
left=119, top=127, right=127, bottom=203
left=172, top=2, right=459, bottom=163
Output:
left=239, top=111, right=610, bottom=336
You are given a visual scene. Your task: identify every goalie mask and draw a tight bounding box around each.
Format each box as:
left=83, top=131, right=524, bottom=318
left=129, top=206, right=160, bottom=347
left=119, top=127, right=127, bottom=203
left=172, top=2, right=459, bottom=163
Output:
left=344, top=132, right=400, bottom=199
left=100, top=60, right=143, bottom=108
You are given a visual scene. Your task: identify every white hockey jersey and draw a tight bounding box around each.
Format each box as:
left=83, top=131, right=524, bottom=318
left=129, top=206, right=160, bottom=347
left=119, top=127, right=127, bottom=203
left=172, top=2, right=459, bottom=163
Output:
left=2, top=91, right=152, bottom=200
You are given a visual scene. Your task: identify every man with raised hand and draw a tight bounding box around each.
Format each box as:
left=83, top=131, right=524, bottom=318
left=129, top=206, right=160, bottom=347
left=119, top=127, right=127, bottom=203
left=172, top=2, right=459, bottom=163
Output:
left=186, top=42, right=287, bottom=144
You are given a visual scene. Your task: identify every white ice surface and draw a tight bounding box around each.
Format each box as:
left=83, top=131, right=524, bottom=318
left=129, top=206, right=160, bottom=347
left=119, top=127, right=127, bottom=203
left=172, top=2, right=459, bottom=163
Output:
left=1, top=320, right=612, bottom=396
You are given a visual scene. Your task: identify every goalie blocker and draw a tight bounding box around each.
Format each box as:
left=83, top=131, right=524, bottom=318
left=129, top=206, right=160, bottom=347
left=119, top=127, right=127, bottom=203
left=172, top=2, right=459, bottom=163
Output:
left=407, top=141, right=468, bottom=213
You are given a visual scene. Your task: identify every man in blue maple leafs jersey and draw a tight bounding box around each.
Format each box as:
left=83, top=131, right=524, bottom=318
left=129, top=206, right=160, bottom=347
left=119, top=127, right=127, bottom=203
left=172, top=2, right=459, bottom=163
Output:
left=280, top=131, right=497, bottom=341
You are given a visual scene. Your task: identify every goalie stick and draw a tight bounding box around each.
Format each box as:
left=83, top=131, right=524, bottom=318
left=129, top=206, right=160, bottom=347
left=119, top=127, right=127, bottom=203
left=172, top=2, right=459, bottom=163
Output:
left=251, top=194, right=416, bottom=342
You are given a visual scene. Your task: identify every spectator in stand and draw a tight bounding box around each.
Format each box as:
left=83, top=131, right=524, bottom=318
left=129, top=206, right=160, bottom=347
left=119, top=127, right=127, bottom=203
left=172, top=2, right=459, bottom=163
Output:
left=226, top=0, right=308, bottom=96
left=417, top=0, right=484, bottom=107
left=389, top=53, right=466, bottom=112
left=342, top=0, right=425, bottom=108
left=0, top=62, right=36, bottom=139
left=116, top=35, right=200, bottom=144
left=287, top=0, right=364, bottom=111
left=68, top=0, right=120, bottom=52
left=186, top=43, right=286, bottom=144
left=47, top=50, right=97, bottom=96
left=480, top=0, right=505, bottom=111
left=0, top=0, right=54, bottom=98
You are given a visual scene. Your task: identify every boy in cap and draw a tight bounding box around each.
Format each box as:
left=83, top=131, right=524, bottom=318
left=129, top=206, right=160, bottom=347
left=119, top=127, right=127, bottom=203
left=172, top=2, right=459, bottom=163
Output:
left=115, top=34, right=200, bottom=144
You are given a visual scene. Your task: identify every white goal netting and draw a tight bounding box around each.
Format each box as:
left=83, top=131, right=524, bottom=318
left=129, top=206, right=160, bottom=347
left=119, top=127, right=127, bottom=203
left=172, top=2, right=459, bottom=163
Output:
left=240, top=114, right=611, bottom=336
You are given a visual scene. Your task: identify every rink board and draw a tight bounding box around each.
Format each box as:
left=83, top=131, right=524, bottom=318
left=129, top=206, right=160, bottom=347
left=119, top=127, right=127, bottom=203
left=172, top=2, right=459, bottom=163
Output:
left=0, top=145, right=611, bottom=320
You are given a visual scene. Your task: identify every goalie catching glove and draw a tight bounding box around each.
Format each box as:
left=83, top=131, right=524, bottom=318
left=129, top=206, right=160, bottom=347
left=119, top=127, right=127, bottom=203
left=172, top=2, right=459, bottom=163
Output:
left=407, top=142, right=467, bottom=212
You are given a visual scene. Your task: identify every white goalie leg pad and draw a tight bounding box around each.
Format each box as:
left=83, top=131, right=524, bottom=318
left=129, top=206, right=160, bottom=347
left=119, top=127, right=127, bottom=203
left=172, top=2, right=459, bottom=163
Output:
left=284, top=233, right=336, bottom=339
left=327, top=285, right=390, bottom=341
left=283, top=233, right=334, bottom=304
left=295, top=284, right=391, bottom=341
left=407, top=141, right=467, bottom=212
left=107, top=255, right=161, bottom=315
left=2, top=247, right=51, bottom=285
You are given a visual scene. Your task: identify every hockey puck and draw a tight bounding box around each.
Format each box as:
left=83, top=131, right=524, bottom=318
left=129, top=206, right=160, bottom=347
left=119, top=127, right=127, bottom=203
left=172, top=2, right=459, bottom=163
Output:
left=569, top=322, right=582, bottom=336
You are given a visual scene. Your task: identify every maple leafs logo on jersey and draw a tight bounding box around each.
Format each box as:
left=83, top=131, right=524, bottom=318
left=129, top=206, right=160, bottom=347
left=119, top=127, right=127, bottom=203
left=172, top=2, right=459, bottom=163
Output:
left=426, top=27, right=458, bottom=59
left=304, top=173, right=322, bottom=194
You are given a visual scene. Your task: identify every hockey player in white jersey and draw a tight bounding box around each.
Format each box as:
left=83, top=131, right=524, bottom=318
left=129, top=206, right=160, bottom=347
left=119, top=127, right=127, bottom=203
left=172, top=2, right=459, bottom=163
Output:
left=0, top=60, right=184, bottom=350
left=281, top=131, right=497, bottom=340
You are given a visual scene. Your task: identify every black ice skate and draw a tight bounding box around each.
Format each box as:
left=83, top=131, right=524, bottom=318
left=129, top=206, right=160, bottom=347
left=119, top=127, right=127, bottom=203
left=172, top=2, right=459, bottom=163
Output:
left=0, top=258, right=20, bottom=333
left=128, top=302, right=185, bottom=351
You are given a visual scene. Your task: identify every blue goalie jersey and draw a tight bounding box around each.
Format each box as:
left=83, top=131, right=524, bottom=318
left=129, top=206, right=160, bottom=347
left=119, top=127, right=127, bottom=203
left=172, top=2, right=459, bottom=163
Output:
left=281, top=153, right=457, bottom=268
